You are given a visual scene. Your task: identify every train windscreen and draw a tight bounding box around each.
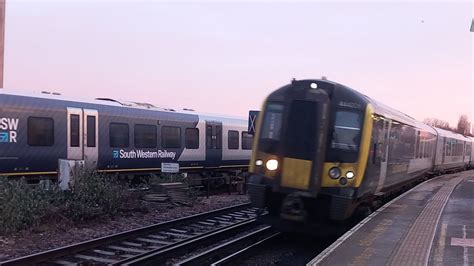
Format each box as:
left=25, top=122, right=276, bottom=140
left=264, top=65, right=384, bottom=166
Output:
left=328, top=110, right=363, bottom=162
left=260, top=103, right=284, bottom=141
left=259, top=102, right=284, bottom=154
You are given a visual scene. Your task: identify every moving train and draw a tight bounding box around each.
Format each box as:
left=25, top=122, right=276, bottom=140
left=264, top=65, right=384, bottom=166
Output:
left=0, top=89, right=252, bottom=181
left=247, top=79, right=474, bottom=227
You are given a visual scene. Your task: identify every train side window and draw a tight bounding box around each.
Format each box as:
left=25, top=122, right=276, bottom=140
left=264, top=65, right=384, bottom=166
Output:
left=110, top=123, right=129, bottom=147
left=216, top=125, right=222, bottom=149
left=206, top=125, right=212, bottom=149
left=135, top=124, right=157, bottom=148
left=228, top=130, right=239, bottom=150
left=185, top=128, right=199, bottom=149
left=87, top=116, right=96, bottom=147
left=70, top=114, right=80, bottom=147
left=28, top=117, right=54, bottom=146
left=242, top=132, right=253, bottom=150
left=162, top=126, right=181, bottom=148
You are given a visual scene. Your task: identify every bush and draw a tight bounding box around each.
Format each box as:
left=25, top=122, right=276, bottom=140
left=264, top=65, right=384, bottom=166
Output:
left=0, top=177, right=54, bottom=233
left=60, top=170, right=128, bottom=221
left=0, top=170, right=132, bottom=234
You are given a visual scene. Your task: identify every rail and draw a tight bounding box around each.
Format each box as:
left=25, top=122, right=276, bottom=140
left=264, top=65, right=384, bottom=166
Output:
left=1, top=203, right=256, bottom=265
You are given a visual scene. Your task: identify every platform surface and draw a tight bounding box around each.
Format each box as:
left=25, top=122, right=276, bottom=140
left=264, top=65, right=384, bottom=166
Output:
left=308, top=170, right=474, bottom=266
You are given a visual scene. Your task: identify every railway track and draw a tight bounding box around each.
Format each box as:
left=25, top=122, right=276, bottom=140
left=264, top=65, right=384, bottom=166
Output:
left=1, top=203, right=260, bottom=266
left=176, top=226, right=280, bottom=265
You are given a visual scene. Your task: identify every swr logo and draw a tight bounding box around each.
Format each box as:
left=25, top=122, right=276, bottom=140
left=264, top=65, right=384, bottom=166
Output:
left=0, top=118, right=19, bottom=143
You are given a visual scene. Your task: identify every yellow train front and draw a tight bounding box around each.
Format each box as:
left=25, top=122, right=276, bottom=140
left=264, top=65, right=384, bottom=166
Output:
left=248, top=79, right=375, bottom=227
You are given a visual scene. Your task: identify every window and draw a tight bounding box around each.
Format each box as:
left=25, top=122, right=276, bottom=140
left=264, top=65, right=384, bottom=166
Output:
left=331, top=111, right=362, bottom=152
left=185, top=128, right=199, bottom=149
left=260, top=103, right=284, bottom=141
left=70, top=114, right=80, bottom=147
left=110, top=123, right=129, bottom=147
left=228, top=130, right=239, bottom=150
left=87, top=116, right=96, bottom=147
left=216, top=125, right=222, bottom=149
left=242, top=132, right=253, bottom=150
left=134, top=124, right=157, bottom=148
left=206, top=124, right=222, bottom=149
left=206, top=125, right=212, bottom=149
left=162, top=126, right=181, bottom=148
left=28, top=117, right=54, bottom=146
left=414, top=132, right=419, bottom=158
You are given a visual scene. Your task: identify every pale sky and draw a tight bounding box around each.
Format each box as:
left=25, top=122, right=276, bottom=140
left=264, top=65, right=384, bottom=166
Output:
left=4, top=1, right=474, bottom=127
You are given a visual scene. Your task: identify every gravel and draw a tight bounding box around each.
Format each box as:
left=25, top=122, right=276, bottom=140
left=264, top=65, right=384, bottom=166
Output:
left=0, top=194, right=249, bottom=262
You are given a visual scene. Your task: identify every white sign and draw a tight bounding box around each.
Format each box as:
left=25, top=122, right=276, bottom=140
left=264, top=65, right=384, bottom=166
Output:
left=161, top=162, right=179, bottom=173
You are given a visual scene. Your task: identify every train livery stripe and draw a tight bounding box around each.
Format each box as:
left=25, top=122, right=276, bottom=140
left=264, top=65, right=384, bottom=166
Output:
left=353, top=104, right=375, bottom=187
left=218, top=165, right=250, bottom=168
left=2, top=165, right=248, bottom=176
left=1, top=171, right=58, bottom=176
left=98, top=165, right=247, bottom=173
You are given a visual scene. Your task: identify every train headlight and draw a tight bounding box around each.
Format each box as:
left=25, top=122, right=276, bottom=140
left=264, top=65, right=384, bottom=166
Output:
left=329, top=167, right=341, bottom=179
left=266, top=159, right=279, bottom=171
left=346, top=171, right=355, bottom=179
left=255, top=159, right=263, bottom=166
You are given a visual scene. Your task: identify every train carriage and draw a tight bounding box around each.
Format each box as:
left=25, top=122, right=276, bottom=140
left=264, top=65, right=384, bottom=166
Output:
left=0, top=89, right=252, bottom=180
left=247, top=79, right=472, bottom=227
left=432, top=127, right=471, bottom=172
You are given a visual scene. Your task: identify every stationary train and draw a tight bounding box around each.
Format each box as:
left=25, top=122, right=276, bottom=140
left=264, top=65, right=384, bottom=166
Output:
left=247, top=79, right=474, bottom=227
left=0, top=89, right=252, bottom=181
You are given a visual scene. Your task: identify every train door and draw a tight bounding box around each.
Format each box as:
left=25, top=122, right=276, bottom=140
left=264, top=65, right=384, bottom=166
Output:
left=67, top=108, right=99, bottom=168
left=442, top=137, right=446, bottom=164
left=83, top=109, right=99, bottom=168
left=376, top=119, right=391, bottom=193
left=67, top=108, right=83, bottom=161
left=205, top=121, right=222, bottom=166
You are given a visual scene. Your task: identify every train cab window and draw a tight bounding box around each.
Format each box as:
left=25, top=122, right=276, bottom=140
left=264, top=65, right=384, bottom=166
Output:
left=162, top=126, right=181, bottom=148
left=228, top=130, right=239, bottom=150
left=110, top=123, right=129, bottom=147
left=242, top=132, right=253, bottom=150
left=134, top=124, right=157, bottom=148
left=28, top=117, right=54, bottom=146
left=185, top=128, right=199, bottom=149
left=70, top=114, right=80, bottom=147
left=87, top=116, right=96, bottom=147
left=331, top=111, right=362, bottom=152
left=260, top=103, right=284, bottom=141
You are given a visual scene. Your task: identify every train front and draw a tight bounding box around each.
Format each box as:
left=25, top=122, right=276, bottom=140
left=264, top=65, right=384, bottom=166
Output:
left=247, top=79, right=373, bottom=227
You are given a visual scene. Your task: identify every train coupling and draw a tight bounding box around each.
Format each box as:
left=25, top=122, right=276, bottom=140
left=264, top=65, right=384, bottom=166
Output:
left=280, top=193, right=307, bottom=222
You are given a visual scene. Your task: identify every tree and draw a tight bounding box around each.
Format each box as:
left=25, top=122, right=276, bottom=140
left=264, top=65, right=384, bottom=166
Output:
left=456, top=114, right=471, bottom=135
left=423, top=118, right=451, bottom=130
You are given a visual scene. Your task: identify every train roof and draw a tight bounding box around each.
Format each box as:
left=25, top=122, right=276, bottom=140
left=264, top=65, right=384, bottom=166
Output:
left=433, top=127, right=471, bottom=141
left=0, top=89, right=247, bottom=124
left=323, top=80, right=436, bottom=133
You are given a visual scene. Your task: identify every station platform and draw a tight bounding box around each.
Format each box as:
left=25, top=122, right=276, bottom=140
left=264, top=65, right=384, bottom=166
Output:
left=308, top=170, right=474, bottom=266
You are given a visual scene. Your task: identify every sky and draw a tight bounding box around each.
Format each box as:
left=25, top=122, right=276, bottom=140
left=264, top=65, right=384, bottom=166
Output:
left=4, top=0, right=474, bottom=128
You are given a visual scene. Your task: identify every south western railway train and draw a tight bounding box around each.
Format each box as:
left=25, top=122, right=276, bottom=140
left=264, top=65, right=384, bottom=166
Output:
left=0, top=89, right=252, bottom=181
left=248, top=79, right=474, bottom=228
